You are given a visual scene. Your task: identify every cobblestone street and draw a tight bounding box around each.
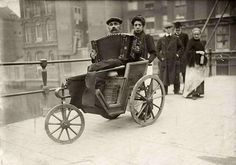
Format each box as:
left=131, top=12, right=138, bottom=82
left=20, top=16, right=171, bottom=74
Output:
left=0, top=76, right=236, bottom=165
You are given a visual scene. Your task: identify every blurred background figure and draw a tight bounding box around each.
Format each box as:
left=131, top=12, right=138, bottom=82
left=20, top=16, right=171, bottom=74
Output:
left=174, top=22, right=189, bottom=84
left=183, top=27, right=208, bottom=100
left=156, top=22, right=183, bottom=95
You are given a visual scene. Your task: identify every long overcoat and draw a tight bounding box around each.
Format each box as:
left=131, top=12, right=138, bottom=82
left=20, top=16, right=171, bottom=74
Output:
left=176, top=32, right=189, bottom=73
left=156, top=35, right=183, bottom=86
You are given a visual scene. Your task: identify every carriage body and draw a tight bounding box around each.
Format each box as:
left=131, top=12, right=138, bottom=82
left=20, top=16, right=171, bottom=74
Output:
left=45, top=34, right=165, bottom=144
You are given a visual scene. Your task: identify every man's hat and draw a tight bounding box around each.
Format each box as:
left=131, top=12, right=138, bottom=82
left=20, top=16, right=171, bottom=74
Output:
left=106, top=17, right=122, bottom=25
left=163, top=22, right=173, bottom=28
left=174, top=22, right=182, bottom=28
left=131, top=15, right=145, bottom=26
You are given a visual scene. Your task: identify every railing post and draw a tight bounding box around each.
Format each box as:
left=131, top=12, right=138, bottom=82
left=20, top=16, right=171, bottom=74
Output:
left=40, top=59, right=49, bottom=116
left=208, top=48, right=212, bottom=77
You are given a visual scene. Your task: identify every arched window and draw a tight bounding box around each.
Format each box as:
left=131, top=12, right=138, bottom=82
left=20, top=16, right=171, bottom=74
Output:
left=35, top=51, right=45, bottom=61
left=48, top=50, right=54, bottom=61
left=25, top=23, right=32, bottom=43
left=35, top=21, right=43, bottom=42
left=26, top=51, right=32, bottom=61
left=46, top=19, right=56, bottom=41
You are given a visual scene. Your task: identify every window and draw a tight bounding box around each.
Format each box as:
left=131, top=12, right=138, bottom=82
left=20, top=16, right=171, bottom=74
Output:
left=145, top=17, right=155, bottom=34
left=33, top=2, right=40, bottom=17
left=216, top=57, right=229, bottom=75
left=35, top=22, right=43, bottom=42
left=74, top=7, right=83, bottom=24
left=48, top=50, right=54, bottom=61
left=44, top=1, right=54, bottom=15
left=46, top=20, right=56, bottom=41
left=215, top=0, right=230, bottom=18
left=24, top=6, right=30, bottom=18
left=162, top=0, right=168, bottom=6
left=26, top=52, right=32, bottom=61
left=216, top=26, right=229, bottom=50
left=25, top=24, right=32, bottom=43
left=174, top=0, right=186, bottom=20
left=162, top=15, right=168, bottom=26
left=127, top=1, right=138, bottom=11
left=144, top=1, right=154, bottom=10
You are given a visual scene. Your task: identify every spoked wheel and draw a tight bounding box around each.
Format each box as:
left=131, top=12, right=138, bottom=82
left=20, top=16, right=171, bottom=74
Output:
left=130, top=75, right=165, bottom=126
left=45, top=104, right=85, bottom=144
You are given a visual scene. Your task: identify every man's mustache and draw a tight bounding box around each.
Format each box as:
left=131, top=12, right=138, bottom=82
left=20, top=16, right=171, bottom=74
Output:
left=111, top=27, right=118, bottom=32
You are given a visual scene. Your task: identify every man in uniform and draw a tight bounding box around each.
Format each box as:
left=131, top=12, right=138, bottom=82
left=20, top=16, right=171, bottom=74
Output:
left=174, top=22, right=189, bottom=83
left=156, top=22, right=183, bottom=95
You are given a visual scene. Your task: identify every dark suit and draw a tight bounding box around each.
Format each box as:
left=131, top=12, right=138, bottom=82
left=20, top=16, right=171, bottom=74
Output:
left=156, top=34, right=183, bottom=94
left=174, top=32, right=189, bottom=82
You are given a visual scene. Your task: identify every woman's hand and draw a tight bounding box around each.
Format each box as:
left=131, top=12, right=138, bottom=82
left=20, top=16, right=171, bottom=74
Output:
left=90, top=49, right=97, bottom=59
left=196, top=51, right=205, bottom=55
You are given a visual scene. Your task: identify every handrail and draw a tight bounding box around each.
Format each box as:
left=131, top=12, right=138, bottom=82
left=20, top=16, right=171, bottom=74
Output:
left=0, top=58, right=91, bottom=66
left=1, top=88, right=56, bottom=98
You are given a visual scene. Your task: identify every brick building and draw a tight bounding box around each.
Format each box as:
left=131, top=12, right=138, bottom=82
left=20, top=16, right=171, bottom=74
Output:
left=122, top=0, right=236, bottom=75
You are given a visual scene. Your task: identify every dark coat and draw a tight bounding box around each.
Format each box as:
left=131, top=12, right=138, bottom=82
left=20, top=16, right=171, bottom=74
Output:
left=156, top=35, right=183, bottom=86
left=185, top=38, right=207, bottom=67
left=134, top=31, right=160, bottom=63
left=175, top=32, right=189, bottom=73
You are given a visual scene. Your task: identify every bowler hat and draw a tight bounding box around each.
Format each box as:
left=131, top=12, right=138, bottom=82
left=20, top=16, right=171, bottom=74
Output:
left=106, top=17, right=122, bottom=25
left=131, top=15, right=145, bottom=26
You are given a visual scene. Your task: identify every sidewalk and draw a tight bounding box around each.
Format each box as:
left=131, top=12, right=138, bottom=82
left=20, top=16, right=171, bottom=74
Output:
left=0, top=76, right=236, bottom=165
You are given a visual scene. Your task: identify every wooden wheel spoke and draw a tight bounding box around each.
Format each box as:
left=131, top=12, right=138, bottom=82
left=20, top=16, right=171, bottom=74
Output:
left=152, top=103, right=161, bottom=110
left=136, top=103, right=147, bottom=118
left=52, top=114, right=62, bottom=122
left=152, top=95, right=163, bottom=100
left=65, top=128, right=71, bottom=141
left=150, top=85, right=161, bottom=97
left=136, top=92, right=147, bottom=101
left=68, top=114, right=80, bottom=123
left=50, top=126, right=62, bottom=135
left=147, top=79, right=153, bottom=94
left=133, top=101, right=146, bottom=108
left=58, top=128, right=64, bottom=140
left=66, top=108, right=72, bottom=120
left=141, top=82, right=148, bottom=96
left=48, top=123, right=61, bottom=125
left=68, top=127, right=78, bottom=136
left=70, top=123, right=82, bottom=126
left=147, top=104, right=155, bottom=119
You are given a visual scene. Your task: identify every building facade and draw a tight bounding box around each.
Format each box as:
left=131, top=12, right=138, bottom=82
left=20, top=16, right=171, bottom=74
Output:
left=122, top=0, right=236, bottom=75
left=0, top=7, right=24, bottom=90
left=19, top=0, right=89, bottom=88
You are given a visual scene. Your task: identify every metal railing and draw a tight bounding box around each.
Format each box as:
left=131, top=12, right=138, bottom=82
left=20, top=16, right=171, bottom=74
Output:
left=0, top=58, right=91, bottom=115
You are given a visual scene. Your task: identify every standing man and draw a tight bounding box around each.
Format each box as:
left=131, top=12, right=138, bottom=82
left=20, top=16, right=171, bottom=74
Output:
left=131, top=15, right=160, bottom=63
left=174, top=22, right=189, bottom=83
left=156, top=22, right=183, bottom=95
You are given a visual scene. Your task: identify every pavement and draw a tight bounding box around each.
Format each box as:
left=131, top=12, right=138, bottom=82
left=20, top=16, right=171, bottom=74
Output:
left=0, top=76, right=236, bottom=165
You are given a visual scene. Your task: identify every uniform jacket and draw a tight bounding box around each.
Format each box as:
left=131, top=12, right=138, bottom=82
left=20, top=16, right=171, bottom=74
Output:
left=156, top=35, right=183, bottom=85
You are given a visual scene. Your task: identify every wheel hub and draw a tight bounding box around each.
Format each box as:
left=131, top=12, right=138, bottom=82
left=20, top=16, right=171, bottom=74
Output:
left=61, top=120, right=70, bottom=129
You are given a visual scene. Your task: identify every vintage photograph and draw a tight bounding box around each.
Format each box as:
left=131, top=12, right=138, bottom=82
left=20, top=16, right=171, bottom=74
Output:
left=0, top=0, right=236, bottom=164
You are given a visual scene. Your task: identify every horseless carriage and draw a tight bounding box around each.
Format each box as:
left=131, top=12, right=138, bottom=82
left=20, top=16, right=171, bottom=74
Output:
left=44, top=34, right=165, bottom=144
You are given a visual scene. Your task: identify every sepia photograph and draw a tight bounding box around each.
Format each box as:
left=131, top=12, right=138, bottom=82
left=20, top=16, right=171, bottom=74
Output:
left=0, top=0, right=235, bottom=164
